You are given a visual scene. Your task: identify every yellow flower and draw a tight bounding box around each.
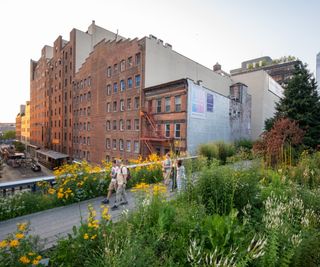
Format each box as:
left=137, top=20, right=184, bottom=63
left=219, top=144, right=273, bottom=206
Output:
left=91, top=234, right=97, bottom=240
left=36, top=255, right=42, bottom=260
left=48, top=188, right=56, bottom=195
left=19, top=256, right=30, bottom=264
left=15, top=233, right=24, bottom=239
left=83, top=233, right=89, bottom=240
left=57, top=192, right=64, bottom=199
left=17, top=222, right=27, bottom=232
left=9, top=239, right=19, bottom=247
left=32, top=259, right=40, bottom=265
left=0, top=240, right=7, bottom=248
left=28, top=252, right=35, bottom=256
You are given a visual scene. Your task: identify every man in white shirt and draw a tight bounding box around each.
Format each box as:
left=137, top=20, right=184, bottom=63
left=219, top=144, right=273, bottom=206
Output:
left=111, top=159, right=128, bottom=210
left=102, top=160, right=117, bottom=204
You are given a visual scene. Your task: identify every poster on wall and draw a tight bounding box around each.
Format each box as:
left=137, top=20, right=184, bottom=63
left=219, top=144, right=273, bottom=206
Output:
left=189, top=81, right=206, bottom=118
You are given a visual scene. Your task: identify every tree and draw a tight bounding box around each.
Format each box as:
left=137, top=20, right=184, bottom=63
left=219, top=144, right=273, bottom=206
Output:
left=265, top=61, right=320, bottom=148
left=13, top=141, right=25, bottom=153
left=1, top=130, right=16, bottom=140
left=254, top=118, right=304, bottom=166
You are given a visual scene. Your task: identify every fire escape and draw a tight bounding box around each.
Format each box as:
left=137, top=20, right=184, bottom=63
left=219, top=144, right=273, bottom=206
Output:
left=140, top=109, right=173, bottom=154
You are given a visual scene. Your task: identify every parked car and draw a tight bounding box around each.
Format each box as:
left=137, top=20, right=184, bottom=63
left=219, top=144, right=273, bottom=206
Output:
left=31, top=162, right=41, bottom=172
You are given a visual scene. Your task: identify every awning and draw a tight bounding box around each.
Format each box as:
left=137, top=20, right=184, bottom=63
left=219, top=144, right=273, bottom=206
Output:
left=36, top=149, right=69, bottom=160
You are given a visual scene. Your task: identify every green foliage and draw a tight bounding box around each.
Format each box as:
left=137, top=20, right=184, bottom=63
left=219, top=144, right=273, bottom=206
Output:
left=267, top=61, right=320, bottom=148
left=198, top=141, right=235, bottom=164
left=0, top=130, right=16, bottom=140
left=234, top=139, right=253, bottom=150
left=13, top=141, right=25, bottom=152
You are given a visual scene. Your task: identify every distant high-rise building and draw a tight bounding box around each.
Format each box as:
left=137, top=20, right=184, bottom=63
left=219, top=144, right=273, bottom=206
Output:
left=231, top=56, right=298, bottom=87
left=316, top=52, right=320, bottom=93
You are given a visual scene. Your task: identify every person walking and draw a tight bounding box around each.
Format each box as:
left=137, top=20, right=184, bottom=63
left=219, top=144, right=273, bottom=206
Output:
left=162, top=152, right=172, bottom=191
left=176, top=159, right=186, bottom=193
left=102, top=160, right=117, bottom=204
left=111, top=160, right=128, bottom=210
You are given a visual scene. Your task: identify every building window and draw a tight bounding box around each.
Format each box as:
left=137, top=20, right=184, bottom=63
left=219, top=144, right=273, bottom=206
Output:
left=113, top=120, right=117, bottom=130
left=127, top=57, right=132, bottom=68
left=106, top=84, right=111, bottom=95
left=120, top=80, right=126, bottom=91
left=207, top=93, right=214, bottom=112
left=83, top=122, right=86, bottom=131
left=175, top=123, right=181, bottom=138
left=113, top=82, right=118, bottom=93
left=134, top=97, right=140, bottom=109
left=135, top=74, right=141, bottom=87
left=135, top=53, right=141, bottom=65
left=126, top=119, right=131, bottom=130
left=127, top=77, right=133, bottom=89
left=120, top=60, right=125, bottom=72
left=87, top=137, right=90, bottom=145
left=107, top=102, right=111, bottom=113
left=106, top=120, right=111, bottom=131
left=120, top=99, right=124, bottom=111
left=175, top=96, right=182, bottom=112
left=119, top=139, right=124, bottom=151
left=107, top=67, right=111, bottom=77
left=127, top=98, right=131, bottom=110
left=112, top=139, right=117, bottom=150
left=106, top=138, right=110, bottom=149
left=113, top=64, right=118, bottom=74
left=165, top=97, right=170, bottom=112
left=134, top=119, right=139, bottom=130
left=119, top=119, right=124, bottom=131
left=156, top=99, right=162, bottom=113
left=113, top=101, right=117, bottom=112
left=87, top=151, right=90, bottom=161
left=134, top=141, right=139, bottom=153
left=87, top=122, right=90, bottom=131
left=126, top=140, right=131, bottom=152
left=165, top=124, right=170, bottom=138
left=87, top=92, right=91, bottom=100
left=83, top=137, right=86, bottom=144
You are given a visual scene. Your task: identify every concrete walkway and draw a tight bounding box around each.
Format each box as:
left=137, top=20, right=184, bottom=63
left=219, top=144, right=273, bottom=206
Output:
left=0, top=192, right=136, bottom=250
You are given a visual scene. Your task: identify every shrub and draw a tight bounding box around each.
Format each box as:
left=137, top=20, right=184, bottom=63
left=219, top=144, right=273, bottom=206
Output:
left=198, top=141, right=235, bottom=164
left=234, top=139, right=253, bottom=150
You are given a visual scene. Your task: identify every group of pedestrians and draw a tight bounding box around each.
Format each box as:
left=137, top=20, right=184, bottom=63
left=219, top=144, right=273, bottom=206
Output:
left=102, top=153, right=186, bottom=210
left=102, top=159, right=128, bottom=210
left=162, top=152, right=186, bottom=193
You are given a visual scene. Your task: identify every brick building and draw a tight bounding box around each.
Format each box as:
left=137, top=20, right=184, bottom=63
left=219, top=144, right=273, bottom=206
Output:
left=30, top=21, right=122, bottom=155
left=15, top=105, right=25, bottom=141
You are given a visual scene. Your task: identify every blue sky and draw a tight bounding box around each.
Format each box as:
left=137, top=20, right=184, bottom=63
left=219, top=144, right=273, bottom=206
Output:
left=0, top=0, right=319, bottom=122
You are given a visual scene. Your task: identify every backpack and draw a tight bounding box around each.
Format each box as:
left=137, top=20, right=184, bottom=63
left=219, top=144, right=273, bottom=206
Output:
left=121, top=166, right=131, bottom=181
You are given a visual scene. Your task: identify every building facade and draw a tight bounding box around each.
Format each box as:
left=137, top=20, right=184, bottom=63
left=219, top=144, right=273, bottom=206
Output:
left=21, top=101, right=30, bottom=143
left=231, top=56, right=298, bottom=87
left=15, top=105, right=25, bottom=141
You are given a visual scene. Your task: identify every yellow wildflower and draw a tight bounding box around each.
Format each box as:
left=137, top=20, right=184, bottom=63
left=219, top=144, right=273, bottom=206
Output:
left=48, top=188, right=56, bottom=195
left=9, top=239, right=19, bottom=247
left=32, top=259, right=40, bottom=265
left=91, top=234, right=97, bottom=240
left=83, top=233, right=89, bottom=239
left=17, top=222, right=27, bottom=232
left=15, top=233, right=24, bottom=239
left=57, top=192, right=64, bottom=199
left=19, top=256, right=30, bottom=264
left=0, top=240, right=7, bottom=248
left=28, top=252, right=35, bottom=256
left=36, top=255, right=42, bottom=260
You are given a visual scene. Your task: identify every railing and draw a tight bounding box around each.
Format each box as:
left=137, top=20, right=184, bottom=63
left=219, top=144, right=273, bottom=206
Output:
left=0, top=156, right=198, bottom=197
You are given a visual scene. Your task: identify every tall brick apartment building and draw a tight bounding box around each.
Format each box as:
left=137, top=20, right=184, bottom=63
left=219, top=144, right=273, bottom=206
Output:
left=30, top=21, right=123, bottom=156
left=29, top=22, right=286, bottom=165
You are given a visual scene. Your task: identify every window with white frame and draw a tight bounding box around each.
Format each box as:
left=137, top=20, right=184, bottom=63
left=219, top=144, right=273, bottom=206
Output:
left=120, top=60, right=125, bottom=72
left=106, top=138, right=110, bottom=149
left=156, top=99, right=162, bottom=113
left=127, top=98, right=131, bottom=110
left=120, top=99, right=124, bottom=111
left=107, top=67, right=111, bottom=77
left=175, top=95, right=181, bottom=112
left=106, top=120, right=111, bottom=131
left=126, top=140, right=131, bottom=152
left=175, top=123, right=181, bottom=138
left=134, top=119, right=139, bottom=130
left=120, top=80, right=125, bottom=91
left=135, top=74, right=141, bottom=87
left=165, top=97, right=170, bottom=112
left=134, top=97, right=140, bottom=109
left=107, top=102, right=111, bottom=113
left=112, top=139, right=117, bottom=150
left=127, top=77, right=133, bottom=89
left=113, top=82, right=118, bottom=93
left=119, top=119, right=124, bottom=131
left=106, top=84, right=111, bottom=95
left=165, top=123, right=170, bottom=137
left=113, top=120, right=117, bottom=130
left=119, top=139, right=124, bottom=151
left=134, top=141, right=139, bottom=153
left=126, top=119, right=131, bottom=130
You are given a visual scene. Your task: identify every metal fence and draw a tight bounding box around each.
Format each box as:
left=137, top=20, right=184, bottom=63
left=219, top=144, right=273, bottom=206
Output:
left=0, top=156, right=198, bottom=197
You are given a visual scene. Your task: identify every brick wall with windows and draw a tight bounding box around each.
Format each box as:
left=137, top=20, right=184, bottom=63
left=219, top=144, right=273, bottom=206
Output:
left=73, top=38, right=145, bottom=163
left=142, top=79, right=188, bottom=157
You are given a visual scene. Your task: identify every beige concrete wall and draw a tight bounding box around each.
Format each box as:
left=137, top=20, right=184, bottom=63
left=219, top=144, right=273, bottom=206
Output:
left=145, top=37, right=232, bottom=95
left=232, top=71, right=282, bottom=140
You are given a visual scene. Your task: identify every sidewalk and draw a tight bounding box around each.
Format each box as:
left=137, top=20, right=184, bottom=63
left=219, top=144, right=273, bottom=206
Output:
left=0, top=192, right=136, bottom=250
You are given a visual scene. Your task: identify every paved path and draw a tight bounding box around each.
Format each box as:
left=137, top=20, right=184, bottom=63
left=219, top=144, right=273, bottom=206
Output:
left=0, top=192, right=136, bottom=250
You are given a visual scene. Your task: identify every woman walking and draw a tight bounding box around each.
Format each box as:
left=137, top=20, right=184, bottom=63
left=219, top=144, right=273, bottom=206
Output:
left=176, top=159, right=186, bottom=193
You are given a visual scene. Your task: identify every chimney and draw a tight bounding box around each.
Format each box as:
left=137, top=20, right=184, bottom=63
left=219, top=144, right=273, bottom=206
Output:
left=213, top=62, right=221, bottom=72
